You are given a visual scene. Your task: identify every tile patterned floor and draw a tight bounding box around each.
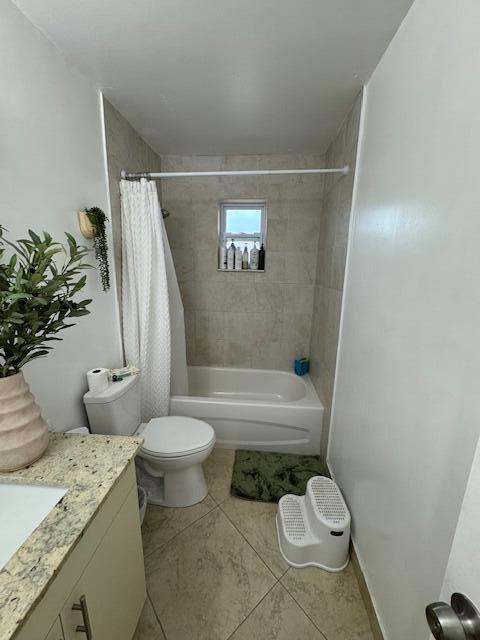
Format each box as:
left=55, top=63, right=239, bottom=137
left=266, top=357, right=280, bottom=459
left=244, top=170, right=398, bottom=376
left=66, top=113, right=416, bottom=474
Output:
left=134, top=449, right=373, bottom=640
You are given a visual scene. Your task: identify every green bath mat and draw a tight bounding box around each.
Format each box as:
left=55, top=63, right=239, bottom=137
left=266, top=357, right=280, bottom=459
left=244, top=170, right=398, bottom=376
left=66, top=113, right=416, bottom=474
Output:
left=230, top=450, right=329, bottom=503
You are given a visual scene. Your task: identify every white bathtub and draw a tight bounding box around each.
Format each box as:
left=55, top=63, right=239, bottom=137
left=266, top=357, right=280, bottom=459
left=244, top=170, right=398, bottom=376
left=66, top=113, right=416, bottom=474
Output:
left=170, top=367, right=323, bottom=454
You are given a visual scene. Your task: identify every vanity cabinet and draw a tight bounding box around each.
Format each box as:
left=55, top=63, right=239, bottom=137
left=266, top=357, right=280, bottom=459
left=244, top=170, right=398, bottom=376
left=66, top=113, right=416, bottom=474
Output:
left=59, top=484, right=145, bottom=640
left=16, top=461, right=146, bottom=640
left=44, top=619, right=64, bottom=640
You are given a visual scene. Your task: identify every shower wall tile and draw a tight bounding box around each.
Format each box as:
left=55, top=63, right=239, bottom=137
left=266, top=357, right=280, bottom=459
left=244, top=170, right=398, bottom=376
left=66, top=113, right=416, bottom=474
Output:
left=282, top=313, right=312, bottom=348
left=224, top=280, right=255, bottom=309
left=196, top=311, right=225, bottom=342
left=193, top=250, right=224, bottom=283
left=179, top=281, right=196, bottom=311
left=162, top=155, right=193, bottom=172
left=224, top=341, right=252, bottom=368
left=171, top=248, right=194, bottom=282
left=162, top=153, right=325, bottom=371
left=221, top=155, right=260, bottom=171
left=266, top=219, right=288, bottom=251
left=253, top=313, right=283, bottom=345
left=224, top=312, right=252, bottom=346
left=284, top=285, right=315, bottom=315
left=161, top=176, right=193, bottom=204
left=252, top=342, right=284, bottom=370
left=192, top=281, right=226, bottom=310
left=262, top=191, right=287, bottom=217
left=254, top=283, right=285, bottom=312
left=287, top=216, right=319, bottom=253
left=253, top=252, right=286, bottom=284
left=194, top=337, right=225, bottom=366
left=221, top=175, right=260, bottom=199
left=285, top=252, right=317, bottom=285
left=164, top=216, right=193, bottom=249
left=308, top=91, right=363, bottom=456
left=103, top=98, right=162, bottom=310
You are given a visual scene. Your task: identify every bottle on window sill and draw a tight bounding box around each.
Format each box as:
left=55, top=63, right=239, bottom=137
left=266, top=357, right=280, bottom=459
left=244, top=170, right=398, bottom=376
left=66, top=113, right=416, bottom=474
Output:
left=250, top=241, right=259, bottom=270
left=242, top=245, right=249, bottom=269
left=227, top=241, right=235, bottom=270
left=258, top=243, right=265, bottom=270
left=219, top=241, right=228, bottom=270
left=235, top=244, right=242, bottom=270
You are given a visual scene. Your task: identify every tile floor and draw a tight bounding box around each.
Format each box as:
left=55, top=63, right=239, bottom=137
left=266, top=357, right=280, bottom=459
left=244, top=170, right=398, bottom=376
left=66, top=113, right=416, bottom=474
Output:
left=134, top=449, right=373, bottom=640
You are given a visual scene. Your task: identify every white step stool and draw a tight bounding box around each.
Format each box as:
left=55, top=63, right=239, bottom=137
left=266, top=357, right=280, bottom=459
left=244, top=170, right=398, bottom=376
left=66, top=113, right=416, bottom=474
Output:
left=276, top=476, right=351, bottom=572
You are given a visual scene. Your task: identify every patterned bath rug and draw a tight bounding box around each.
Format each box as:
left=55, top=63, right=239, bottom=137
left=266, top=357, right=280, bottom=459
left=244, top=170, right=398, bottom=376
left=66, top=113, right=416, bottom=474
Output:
left=230, top=449, right=330, bottom=503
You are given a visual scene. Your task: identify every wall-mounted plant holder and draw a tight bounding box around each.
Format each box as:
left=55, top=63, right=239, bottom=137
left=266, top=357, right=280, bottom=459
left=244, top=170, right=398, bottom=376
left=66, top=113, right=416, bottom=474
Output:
left=78, top=211, right=96, bottom=239
left=77, top=207, right=110, bottom=292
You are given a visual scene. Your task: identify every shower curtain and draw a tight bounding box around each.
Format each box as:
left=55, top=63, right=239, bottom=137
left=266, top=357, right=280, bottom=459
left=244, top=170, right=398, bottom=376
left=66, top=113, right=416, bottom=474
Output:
left=120, top=178, right=187, bottom=420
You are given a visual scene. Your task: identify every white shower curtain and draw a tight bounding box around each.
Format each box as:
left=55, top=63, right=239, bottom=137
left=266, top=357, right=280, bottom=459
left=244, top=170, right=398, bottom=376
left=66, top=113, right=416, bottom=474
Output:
left=120, top=178, right=177, bottom=420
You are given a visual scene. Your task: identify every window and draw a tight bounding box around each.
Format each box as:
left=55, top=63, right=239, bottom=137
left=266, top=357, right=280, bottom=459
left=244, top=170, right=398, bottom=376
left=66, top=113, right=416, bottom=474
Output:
left=218, top=200, right=266, bottom=270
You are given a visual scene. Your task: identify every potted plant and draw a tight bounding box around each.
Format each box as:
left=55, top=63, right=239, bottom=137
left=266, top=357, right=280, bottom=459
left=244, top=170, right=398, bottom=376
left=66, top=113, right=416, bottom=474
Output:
left=0, top=227, right=92, bottom=471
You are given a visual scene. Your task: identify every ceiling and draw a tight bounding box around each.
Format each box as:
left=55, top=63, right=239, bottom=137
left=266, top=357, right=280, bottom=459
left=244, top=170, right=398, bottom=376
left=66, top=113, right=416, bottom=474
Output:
left=14, top=0, right=413, bottom=155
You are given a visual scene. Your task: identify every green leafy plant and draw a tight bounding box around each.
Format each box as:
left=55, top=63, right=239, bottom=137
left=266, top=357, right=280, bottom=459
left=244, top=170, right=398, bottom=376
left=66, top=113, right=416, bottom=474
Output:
left=85, top=207, right=110, bottom=292
left=0, top=226, right=92, bottom=378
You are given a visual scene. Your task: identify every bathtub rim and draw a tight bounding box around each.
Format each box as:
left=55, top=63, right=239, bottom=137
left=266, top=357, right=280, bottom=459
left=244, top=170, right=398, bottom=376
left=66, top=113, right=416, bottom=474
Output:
left=172, top=366, right=322, bottom=408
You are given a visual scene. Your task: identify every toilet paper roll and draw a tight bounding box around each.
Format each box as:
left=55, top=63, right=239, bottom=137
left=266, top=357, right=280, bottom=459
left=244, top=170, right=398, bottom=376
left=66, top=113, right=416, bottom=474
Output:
left=86, top=368, right=109, bottom=393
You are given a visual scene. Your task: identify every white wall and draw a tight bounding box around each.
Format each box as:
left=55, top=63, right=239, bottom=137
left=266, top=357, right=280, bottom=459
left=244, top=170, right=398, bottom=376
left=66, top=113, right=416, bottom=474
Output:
left=328, top=1, right=480, bottom=638
left=0, top=0, right=122, bottom=429
left=440, top=433, right=480, bottom=607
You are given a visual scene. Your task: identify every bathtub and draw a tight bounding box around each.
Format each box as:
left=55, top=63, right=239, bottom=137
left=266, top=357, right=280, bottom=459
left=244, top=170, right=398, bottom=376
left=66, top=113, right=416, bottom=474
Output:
left=170, top=366, right=323, bottom=454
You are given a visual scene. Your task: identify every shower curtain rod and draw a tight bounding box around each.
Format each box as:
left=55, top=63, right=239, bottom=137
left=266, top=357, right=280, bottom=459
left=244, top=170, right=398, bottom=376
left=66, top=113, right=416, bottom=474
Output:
left=120, top=166, right=349, bottom=180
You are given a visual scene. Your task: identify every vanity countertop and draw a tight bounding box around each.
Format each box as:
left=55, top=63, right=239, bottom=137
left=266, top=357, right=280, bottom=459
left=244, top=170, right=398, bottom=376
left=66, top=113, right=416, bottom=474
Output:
left=0, top=432, right=142, bottom=640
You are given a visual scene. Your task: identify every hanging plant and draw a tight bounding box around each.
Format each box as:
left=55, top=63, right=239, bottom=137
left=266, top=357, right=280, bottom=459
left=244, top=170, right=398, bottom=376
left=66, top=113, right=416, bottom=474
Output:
left=84, top=206, right=110, bottom=292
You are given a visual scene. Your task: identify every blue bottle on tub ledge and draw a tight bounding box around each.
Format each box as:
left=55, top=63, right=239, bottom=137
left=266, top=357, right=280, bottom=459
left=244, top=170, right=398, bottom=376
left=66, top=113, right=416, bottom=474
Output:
left=294, top=357, right=310, bottom=376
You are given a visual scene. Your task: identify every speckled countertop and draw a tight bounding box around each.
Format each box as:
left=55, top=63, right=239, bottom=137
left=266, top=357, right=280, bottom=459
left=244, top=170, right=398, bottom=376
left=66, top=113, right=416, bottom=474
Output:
left=0, top=433, right=142, bottom=640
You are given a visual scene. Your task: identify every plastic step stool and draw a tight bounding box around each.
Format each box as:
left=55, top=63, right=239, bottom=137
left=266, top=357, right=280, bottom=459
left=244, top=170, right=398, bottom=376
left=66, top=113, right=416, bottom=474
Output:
left=276, top=476, right=350, bottom=572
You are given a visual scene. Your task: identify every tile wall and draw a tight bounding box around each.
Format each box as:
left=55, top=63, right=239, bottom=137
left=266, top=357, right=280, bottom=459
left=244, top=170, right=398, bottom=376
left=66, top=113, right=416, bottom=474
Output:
left=160, top=154, right=325, bottom=369
left=103, top=98, right=162, bottom=308
left=309, top=92, right=363, bottom=455
left=103, top=94, right=362, bottom=459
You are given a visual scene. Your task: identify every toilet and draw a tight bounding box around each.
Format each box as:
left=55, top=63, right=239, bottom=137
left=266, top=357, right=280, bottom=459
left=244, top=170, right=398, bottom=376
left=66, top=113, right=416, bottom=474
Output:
left=83, top=375, right=215, bottom=507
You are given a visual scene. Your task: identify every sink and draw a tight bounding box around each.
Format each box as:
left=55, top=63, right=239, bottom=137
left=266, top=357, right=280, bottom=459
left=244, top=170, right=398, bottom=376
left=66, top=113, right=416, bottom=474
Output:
left=0, top=482, right=67, bottom=570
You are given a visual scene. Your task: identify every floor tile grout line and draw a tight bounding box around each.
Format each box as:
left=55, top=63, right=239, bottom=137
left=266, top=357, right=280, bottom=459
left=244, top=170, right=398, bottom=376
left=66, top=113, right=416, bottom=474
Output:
left=142, top=460, right=328, bottom=640
left=206, top=484, right=222, bottom=505
left=223, top=579, right=280, bottom=640
left=218, top=501, right=280, bottom=582
left=277, top=581, right=330, bottom=640
left=144, top=499, right=220, bottom=575
left=145, top=508, right=232, bottom=640
left=217, top=489, right=290, bottom=580
left=279, top=572, right=330, bottom=640
left=146, top=591, right=169, bottom=640
left=143, top=449, right=235, bottom=564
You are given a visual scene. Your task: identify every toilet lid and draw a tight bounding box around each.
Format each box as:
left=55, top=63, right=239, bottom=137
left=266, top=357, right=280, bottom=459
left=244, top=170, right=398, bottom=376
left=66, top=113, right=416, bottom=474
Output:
left=141, top=416, right=215, bottom=458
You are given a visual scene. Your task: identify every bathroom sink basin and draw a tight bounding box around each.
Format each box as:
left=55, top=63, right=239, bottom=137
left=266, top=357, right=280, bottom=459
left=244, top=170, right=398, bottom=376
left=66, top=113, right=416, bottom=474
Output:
left=0, top=482, right=67, bottom=570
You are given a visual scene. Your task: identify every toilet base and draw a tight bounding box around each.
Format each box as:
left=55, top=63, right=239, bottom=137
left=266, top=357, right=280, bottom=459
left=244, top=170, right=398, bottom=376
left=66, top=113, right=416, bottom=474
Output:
left=140, top=459, right=209, bottom=508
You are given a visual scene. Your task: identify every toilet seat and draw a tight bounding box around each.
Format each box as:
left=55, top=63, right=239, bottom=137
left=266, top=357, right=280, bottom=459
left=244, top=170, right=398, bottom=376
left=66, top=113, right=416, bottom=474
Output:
left=139, top=416, right=215, bottom=459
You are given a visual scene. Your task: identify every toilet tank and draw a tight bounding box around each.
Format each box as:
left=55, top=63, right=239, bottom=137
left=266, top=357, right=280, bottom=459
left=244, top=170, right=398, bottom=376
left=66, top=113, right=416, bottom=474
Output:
left=83, top=375, right=141, bottom=436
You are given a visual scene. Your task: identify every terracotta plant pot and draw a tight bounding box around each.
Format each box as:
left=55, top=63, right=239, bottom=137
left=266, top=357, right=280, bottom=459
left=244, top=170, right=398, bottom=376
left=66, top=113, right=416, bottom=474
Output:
left=0, top=371, right=50, bottom=472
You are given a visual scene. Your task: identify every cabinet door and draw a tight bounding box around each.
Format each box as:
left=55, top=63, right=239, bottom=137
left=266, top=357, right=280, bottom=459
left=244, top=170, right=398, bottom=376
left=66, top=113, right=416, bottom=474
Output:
left=44, top=618, right=64, bottom=640
left=60, top=486, right=146, bottom=640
